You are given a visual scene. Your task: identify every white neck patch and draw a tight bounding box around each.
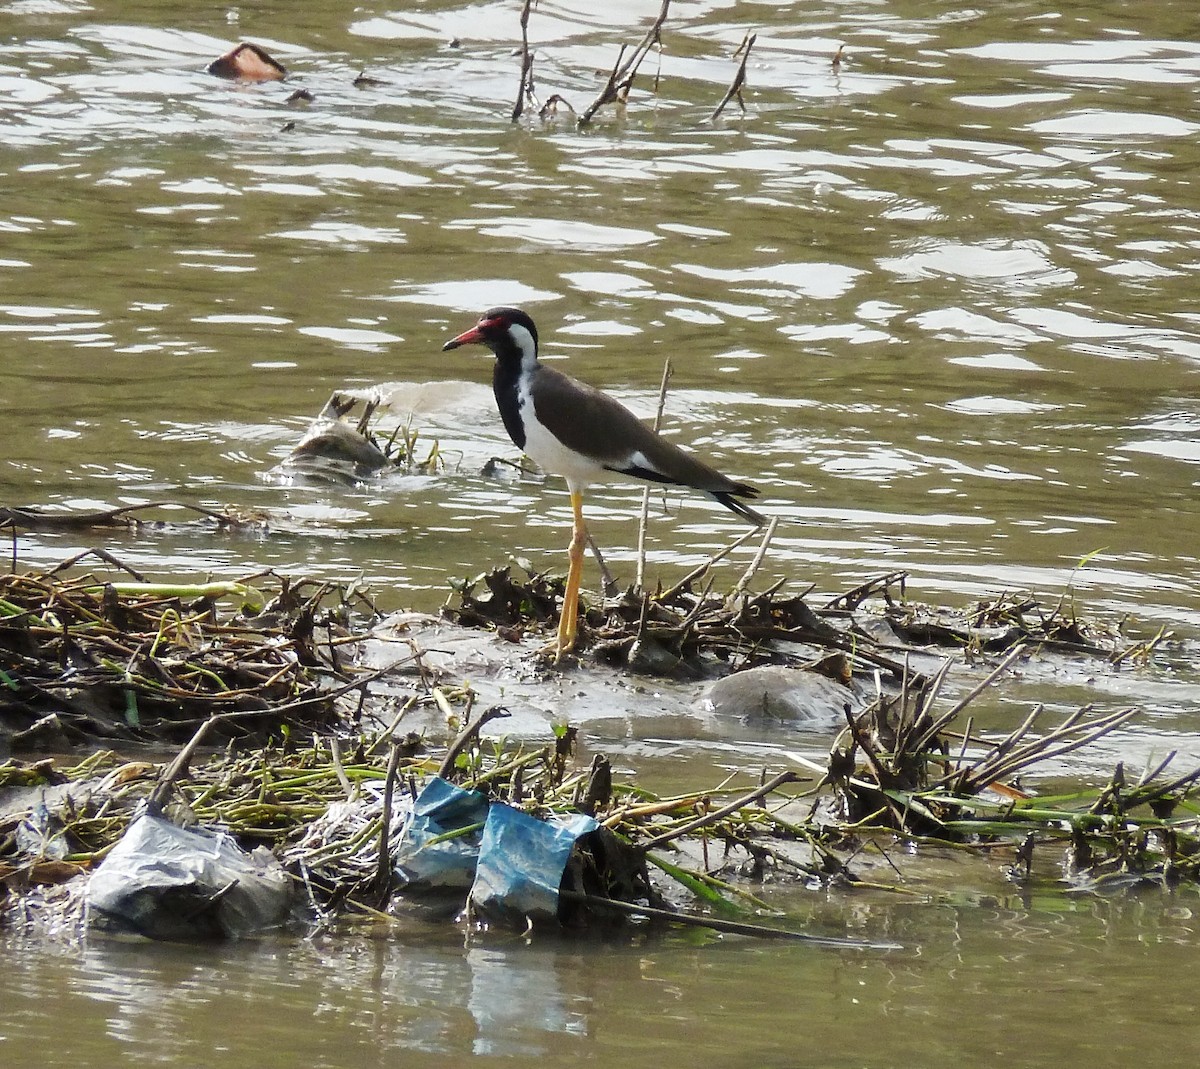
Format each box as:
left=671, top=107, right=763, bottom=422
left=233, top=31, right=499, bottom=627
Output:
left=507, top=322, right=539, bottom=370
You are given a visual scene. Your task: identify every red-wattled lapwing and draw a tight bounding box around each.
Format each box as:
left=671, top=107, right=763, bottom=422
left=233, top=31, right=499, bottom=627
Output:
left=442, top=307, right=765, bottom=660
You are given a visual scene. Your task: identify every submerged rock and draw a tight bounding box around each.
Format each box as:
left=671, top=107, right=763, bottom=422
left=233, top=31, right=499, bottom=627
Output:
left=703, top=665, right=866, bottom=725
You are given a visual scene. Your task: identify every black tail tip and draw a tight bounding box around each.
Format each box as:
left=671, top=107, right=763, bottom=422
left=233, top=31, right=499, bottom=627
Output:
left=713, top=488, right=767, bottom=528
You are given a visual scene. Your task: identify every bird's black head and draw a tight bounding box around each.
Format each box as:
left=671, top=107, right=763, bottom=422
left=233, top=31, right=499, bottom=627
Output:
left=442, top=307, right=539, bottom=368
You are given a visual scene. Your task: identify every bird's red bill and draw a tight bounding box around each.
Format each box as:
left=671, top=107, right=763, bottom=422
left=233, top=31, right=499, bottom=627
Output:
left=442, top=325, right=485, bottom=351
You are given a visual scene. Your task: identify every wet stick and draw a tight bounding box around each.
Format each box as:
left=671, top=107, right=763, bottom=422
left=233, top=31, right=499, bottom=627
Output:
left=511, top=0, right=535, bottom=121
left=709, top=32, right=756, bottom=122
left=147, top=715, right=217, bottom=815
left=373, top=737, right=405, bottom=901
left=961, top=706, right=1138, bottom=792
left=910, top=643, right=1029, bottom=753
left=577, top=0, right=671, bottom=127
left=167, top=661, right=406, bottom=728
left=823, top=570, right=908, bottom=613
left=438, top=704, right=511, bottom=779
left=2, top=501, right=259, bottom=535
left=365, top=693, right=420, bottom=756
left=638, top=769, right=800, bottom=851
left=635, top=358, right=673, bottom=592
left=558, top=890, right=900, bottom=948
left=585, top=532, right=618, bottom=598
left=656, top=526, right=759, bottom=603
left=723, top=515, right=778, bottom=608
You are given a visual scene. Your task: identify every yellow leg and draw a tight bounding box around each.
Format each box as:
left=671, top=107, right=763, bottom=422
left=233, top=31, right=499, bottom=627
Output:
left=555, top=491, right=587, bottom=660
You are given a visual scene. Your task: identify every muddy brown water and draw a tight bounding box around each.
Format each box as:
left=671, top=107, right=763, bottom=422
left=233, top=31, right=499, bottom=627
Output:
left=2, top=1, right=1200, bottom=1065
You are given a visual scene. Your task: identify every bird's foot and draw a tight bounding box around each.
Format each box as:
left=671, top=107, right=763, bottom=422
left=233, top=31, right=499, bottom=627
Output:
left=535, top=638, right=578, bottom=667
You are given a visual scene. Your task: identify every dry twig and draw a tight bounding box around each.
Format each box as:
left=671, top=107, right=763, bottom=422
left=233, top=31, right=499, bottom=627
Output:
left=577, top=0, right=671, bottom=127
left=636, top=358, right=674, bottom=591
left=710, top=31, right=756, bottom=122
left=512, top=0, right=536, bottom=121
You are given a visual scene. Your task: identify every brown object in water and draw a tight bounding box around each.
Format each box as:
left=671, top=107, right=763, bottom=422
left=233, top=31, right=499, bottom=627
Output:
left=207, top=42, right=287, bottom=82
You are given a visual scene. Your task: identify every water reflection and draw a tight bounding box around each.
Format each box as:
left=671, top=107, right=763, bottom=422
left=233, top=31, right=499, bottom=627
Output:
left=5, top=894, right=1200, bottom=1067
left=42, top=935, right=606, bottom=1062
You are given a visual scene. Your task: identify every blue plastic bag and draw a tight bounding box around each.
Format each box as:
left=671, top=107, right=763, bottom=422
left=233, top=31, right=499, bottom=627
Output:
left=469, top=803, right=599, bottom=923
left=393, top=776, right=488, bottom=889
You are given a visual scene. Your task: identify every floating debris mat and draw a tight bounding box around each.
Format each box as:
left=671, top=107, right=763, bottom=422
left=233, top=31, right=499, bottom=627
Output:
left=0, top=724, right=896, bottom=946
left=3, top=679, right=1200, bottom=945
left=0, top=568, right=377, bottom=747
left=446, top=562, right=1168, bottom=675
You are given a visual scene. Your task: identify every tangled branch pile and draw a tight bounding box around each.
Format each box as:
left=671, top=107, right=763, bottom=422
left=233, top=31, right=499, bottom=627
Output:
left=805, top=646, right=1200, bottom=891
left=4, top=678, right=1200, bottom=943
left=0, top=558, right=1194, bottom=943
left=446, top=563, right=1166, bottom=677
left=0, top=567, right=377, bottom=747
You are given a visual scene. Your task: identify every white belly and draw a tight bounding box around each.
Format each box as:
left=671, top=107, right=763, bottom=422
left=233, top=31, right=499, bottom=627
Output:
left=521, top=413, right=617, bottom=489
left=517, top=377, right=618, bottom=490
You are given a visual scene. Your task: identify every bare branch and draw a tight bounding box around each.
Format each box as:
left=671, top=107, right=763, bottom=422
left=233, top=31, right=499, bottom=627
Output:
left=512, top=0, right=536, bottom=122
left=636, top=358, right=673, bottom=592
left=538, top=93, right=575, bottom=119
left=710, top=31, right=756, bottom=122
left=578, top=0, right=671, bottom=128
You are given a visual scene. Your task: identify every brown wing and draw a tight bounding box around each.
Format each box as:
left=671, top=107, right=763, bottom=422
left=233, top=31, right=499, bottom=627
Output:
left=531, top=365, right=764, bottom=525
